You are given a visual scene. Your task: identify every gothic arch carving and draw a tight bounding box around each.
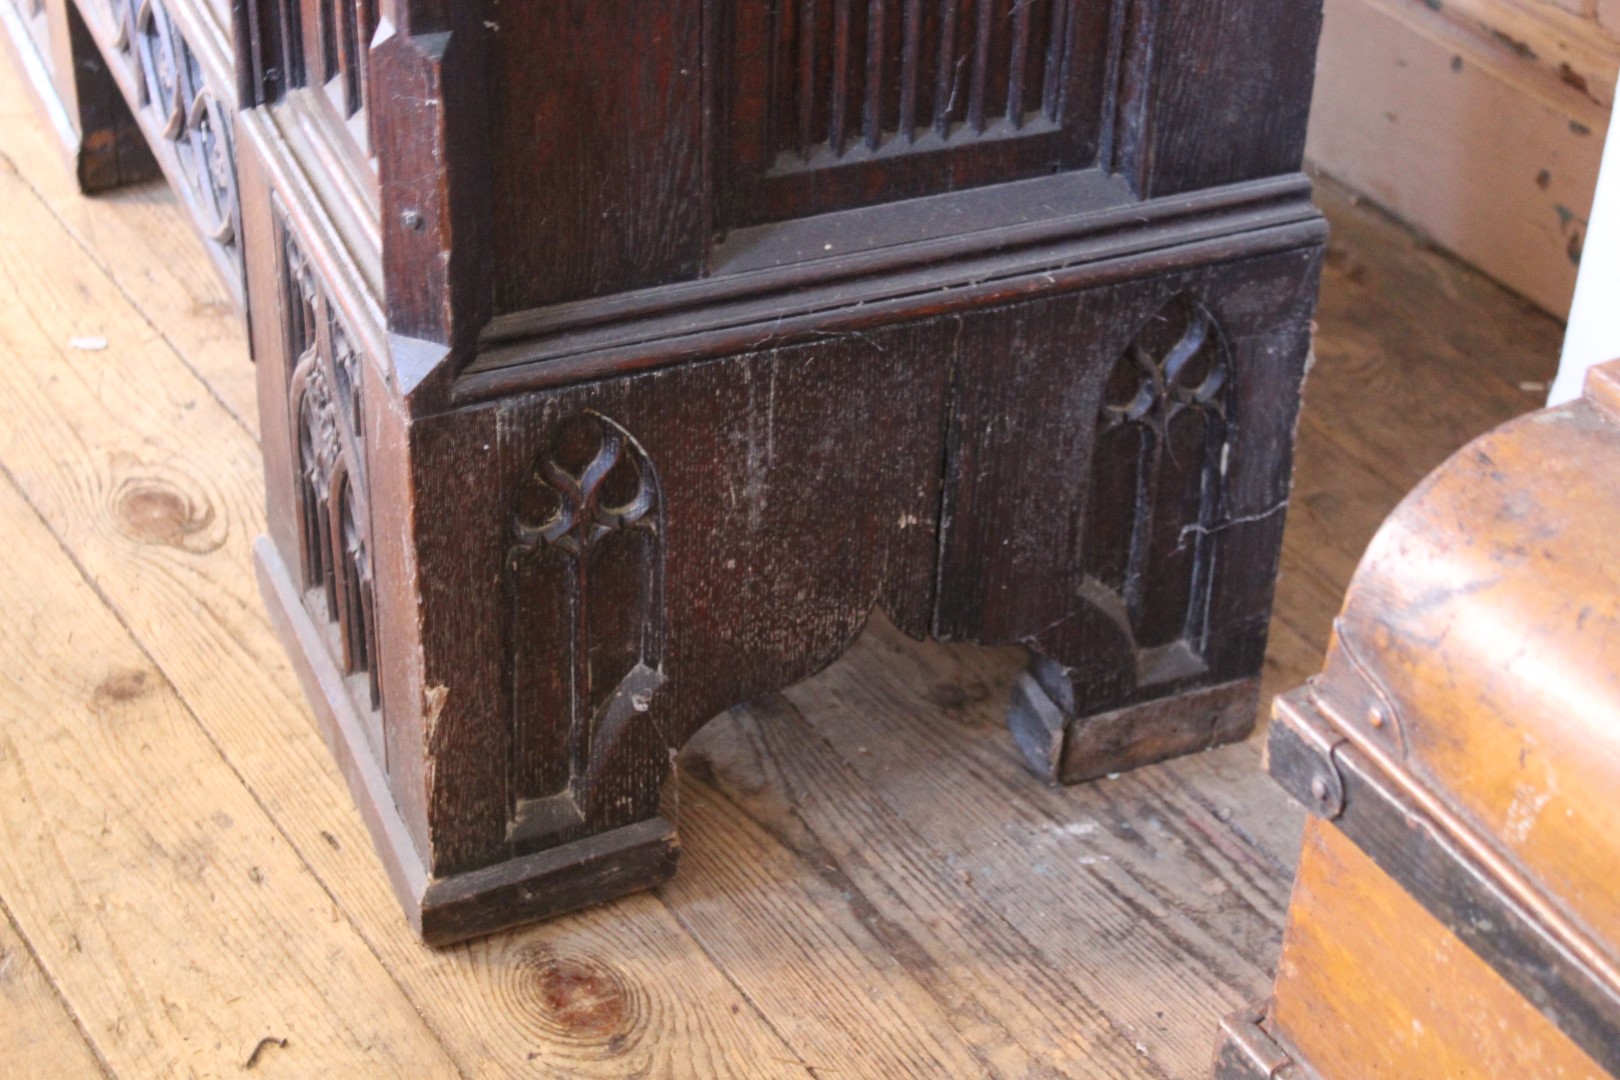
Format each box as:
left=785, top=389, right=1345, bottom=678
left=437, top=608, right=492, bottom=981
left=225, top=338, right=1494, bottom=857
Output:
left=283, top=221, right=380, bottom=719
left=1081, top=293, right=1232, bottom=692
left=506, top=411, right=667, bottom=844
left=106, top=0, right=243, bottom=265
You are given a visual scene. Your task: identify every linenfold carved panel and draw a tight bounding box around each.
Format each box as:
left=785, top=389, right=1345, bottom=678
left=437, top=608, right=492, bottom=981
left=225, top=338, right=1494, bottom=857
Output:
left=282, top=220, right=380, bottom=714
left=1082, top=294, right=1229, bottom=689
left=507, top=412, right=666, bottom=843
left=309, top=0, right=375, bottom=121
left=727, top=0, right=1118, bottom=224
left=772, top=0, right=1076, bottom=159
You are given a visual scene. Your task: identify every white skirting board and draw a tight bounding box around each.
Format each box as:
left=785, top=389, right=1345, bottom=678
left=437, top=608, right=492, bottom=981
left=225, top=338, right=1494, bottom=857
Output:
left=1306, top=0, right=1617, bottom=318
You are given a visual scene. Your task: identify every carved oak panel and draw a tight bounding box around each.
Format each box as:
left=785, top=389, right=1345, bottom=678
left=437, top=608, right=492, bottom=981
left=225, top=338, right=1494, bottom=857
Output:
left=506, top=411, right=666, bottom=844
left=74, top=0, right=243, bottom=289
left=725, top=0, right=1120, bottom=223
left=935, top=248, right=1321, bottom=722
left=1083, top=294, right=1229, bottom=684
left=280, top=215, right=381, bottom=732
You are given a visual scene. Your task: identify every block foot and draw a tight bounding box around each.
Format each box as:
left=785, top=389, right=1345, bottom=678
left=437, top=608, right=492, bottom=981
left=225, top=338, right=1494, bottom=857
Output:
left=258, top=535, right=680, bottom=945
left=1008, top=664, right=1259, bottom=784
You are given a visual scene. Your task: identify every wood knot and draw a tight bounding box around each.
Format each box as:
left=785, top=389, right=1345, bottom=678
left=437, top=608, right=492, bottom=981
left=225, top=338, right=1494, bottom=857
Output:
left=94, top=669, right=151, bottom=704
left=512, top=947, right=641, bottom=1049
left=114, top=478, right=221, bottom=553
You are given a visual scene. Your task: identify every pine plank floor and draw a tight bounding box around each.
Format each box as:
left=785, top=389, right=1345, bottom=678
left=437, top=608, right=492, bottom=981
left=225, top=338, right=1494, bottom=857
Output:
left=0, top=55, right=1564, bottom=1079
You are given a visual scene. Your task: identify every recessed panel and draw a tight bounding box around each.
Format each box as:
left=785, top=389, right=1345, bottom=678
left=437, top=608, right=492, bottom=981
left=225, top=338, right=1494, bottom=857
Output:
left=725, top=0, right=1120, bottom=225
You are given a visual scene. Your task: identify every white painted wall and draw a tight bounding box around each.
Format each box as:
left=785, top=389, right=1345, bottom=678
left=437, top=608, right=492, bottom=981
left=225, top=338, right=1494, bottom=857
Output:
left=1305, top=0, right=1611, bottom=321
left=1554, top=110, right=1620, bottom=405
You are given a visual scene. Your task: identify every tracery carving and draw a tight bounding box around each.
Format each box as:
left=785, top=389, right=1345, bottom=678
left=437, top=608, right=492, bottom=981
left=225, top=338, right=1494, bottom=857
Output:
left=330, top=316, right=363, bottom=442
left=283, top=224, right=379, bottom=713
left=101, top=0, right=241, bottom=264
left=512, top=417, right=657, bottom=558
left=337, top=474, right=380, bottom=708
left=1082, top=294, right=1231, bottom=688
left=506, top=412, right=667, bottom=842
left=283, top=228, right=319, bottom=365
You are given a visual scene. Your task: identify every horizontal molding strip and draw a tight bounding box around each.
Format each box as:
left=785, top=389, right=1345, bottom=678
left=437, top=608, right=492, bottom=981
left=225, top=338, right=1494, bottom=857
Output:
left=482, top=172, right=1309, bottom=347
left=455, top=178, right=1324, bottom=407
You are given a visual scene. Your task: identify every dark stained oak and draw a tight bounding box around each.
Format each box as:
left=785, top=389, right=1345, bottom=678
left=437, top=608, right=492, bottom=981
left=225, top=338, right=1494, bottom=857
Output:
left=5, top=0, right=1329, bottom=941
left=0, top=22, right=1577, bottom=1070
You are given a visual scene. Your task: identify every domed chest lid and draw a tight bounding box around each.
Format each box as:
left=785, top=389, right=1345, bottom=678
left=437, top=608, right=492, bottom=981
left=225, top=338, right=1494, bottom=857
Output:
left=1301, top=362, right=1620, bottom=980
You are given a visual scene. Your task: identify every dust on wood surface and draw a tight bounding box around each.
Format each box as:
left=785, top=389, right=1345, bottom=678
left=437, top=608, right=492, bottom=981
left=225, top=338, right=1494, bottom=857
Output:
left=0, top=54, right=1561, bottom=1078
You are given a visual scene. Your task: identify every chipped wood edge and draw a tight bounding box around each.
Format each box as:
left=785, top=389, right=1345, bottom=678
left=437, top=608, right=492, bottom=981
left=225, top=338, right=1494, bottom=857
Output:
left=257, top=535, right=681, bottom=946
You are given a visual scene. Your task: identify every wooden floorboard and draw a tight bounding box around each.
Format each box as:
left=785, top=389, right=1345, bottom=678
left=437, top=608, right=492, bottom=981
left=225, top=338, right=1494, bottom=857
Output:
left=0, top=61, right=805, bottom=1080
left=0, top=106, right=257, bottom=441
left=0, top=455, right=464, bottom=1078
left=0, top=899, right=108, bottom=1079
left=0, top=53, right=1562, bottom=1078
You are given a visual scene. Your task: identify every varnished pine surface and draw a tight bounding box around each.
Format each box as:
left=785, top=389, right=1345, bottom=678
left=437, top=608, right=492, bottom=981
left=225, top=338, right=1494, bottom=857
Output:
left=0, top=54, right=1563, bottom=1078
left=1272, top=820, right=1605, bottom=1079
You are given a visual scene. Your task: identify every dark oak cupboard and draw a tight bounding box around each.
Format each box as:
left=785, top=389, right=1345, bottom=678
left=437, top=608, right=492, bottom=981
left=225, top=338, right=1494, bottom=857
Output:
left=4, top=0, right=1326, bottom=943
